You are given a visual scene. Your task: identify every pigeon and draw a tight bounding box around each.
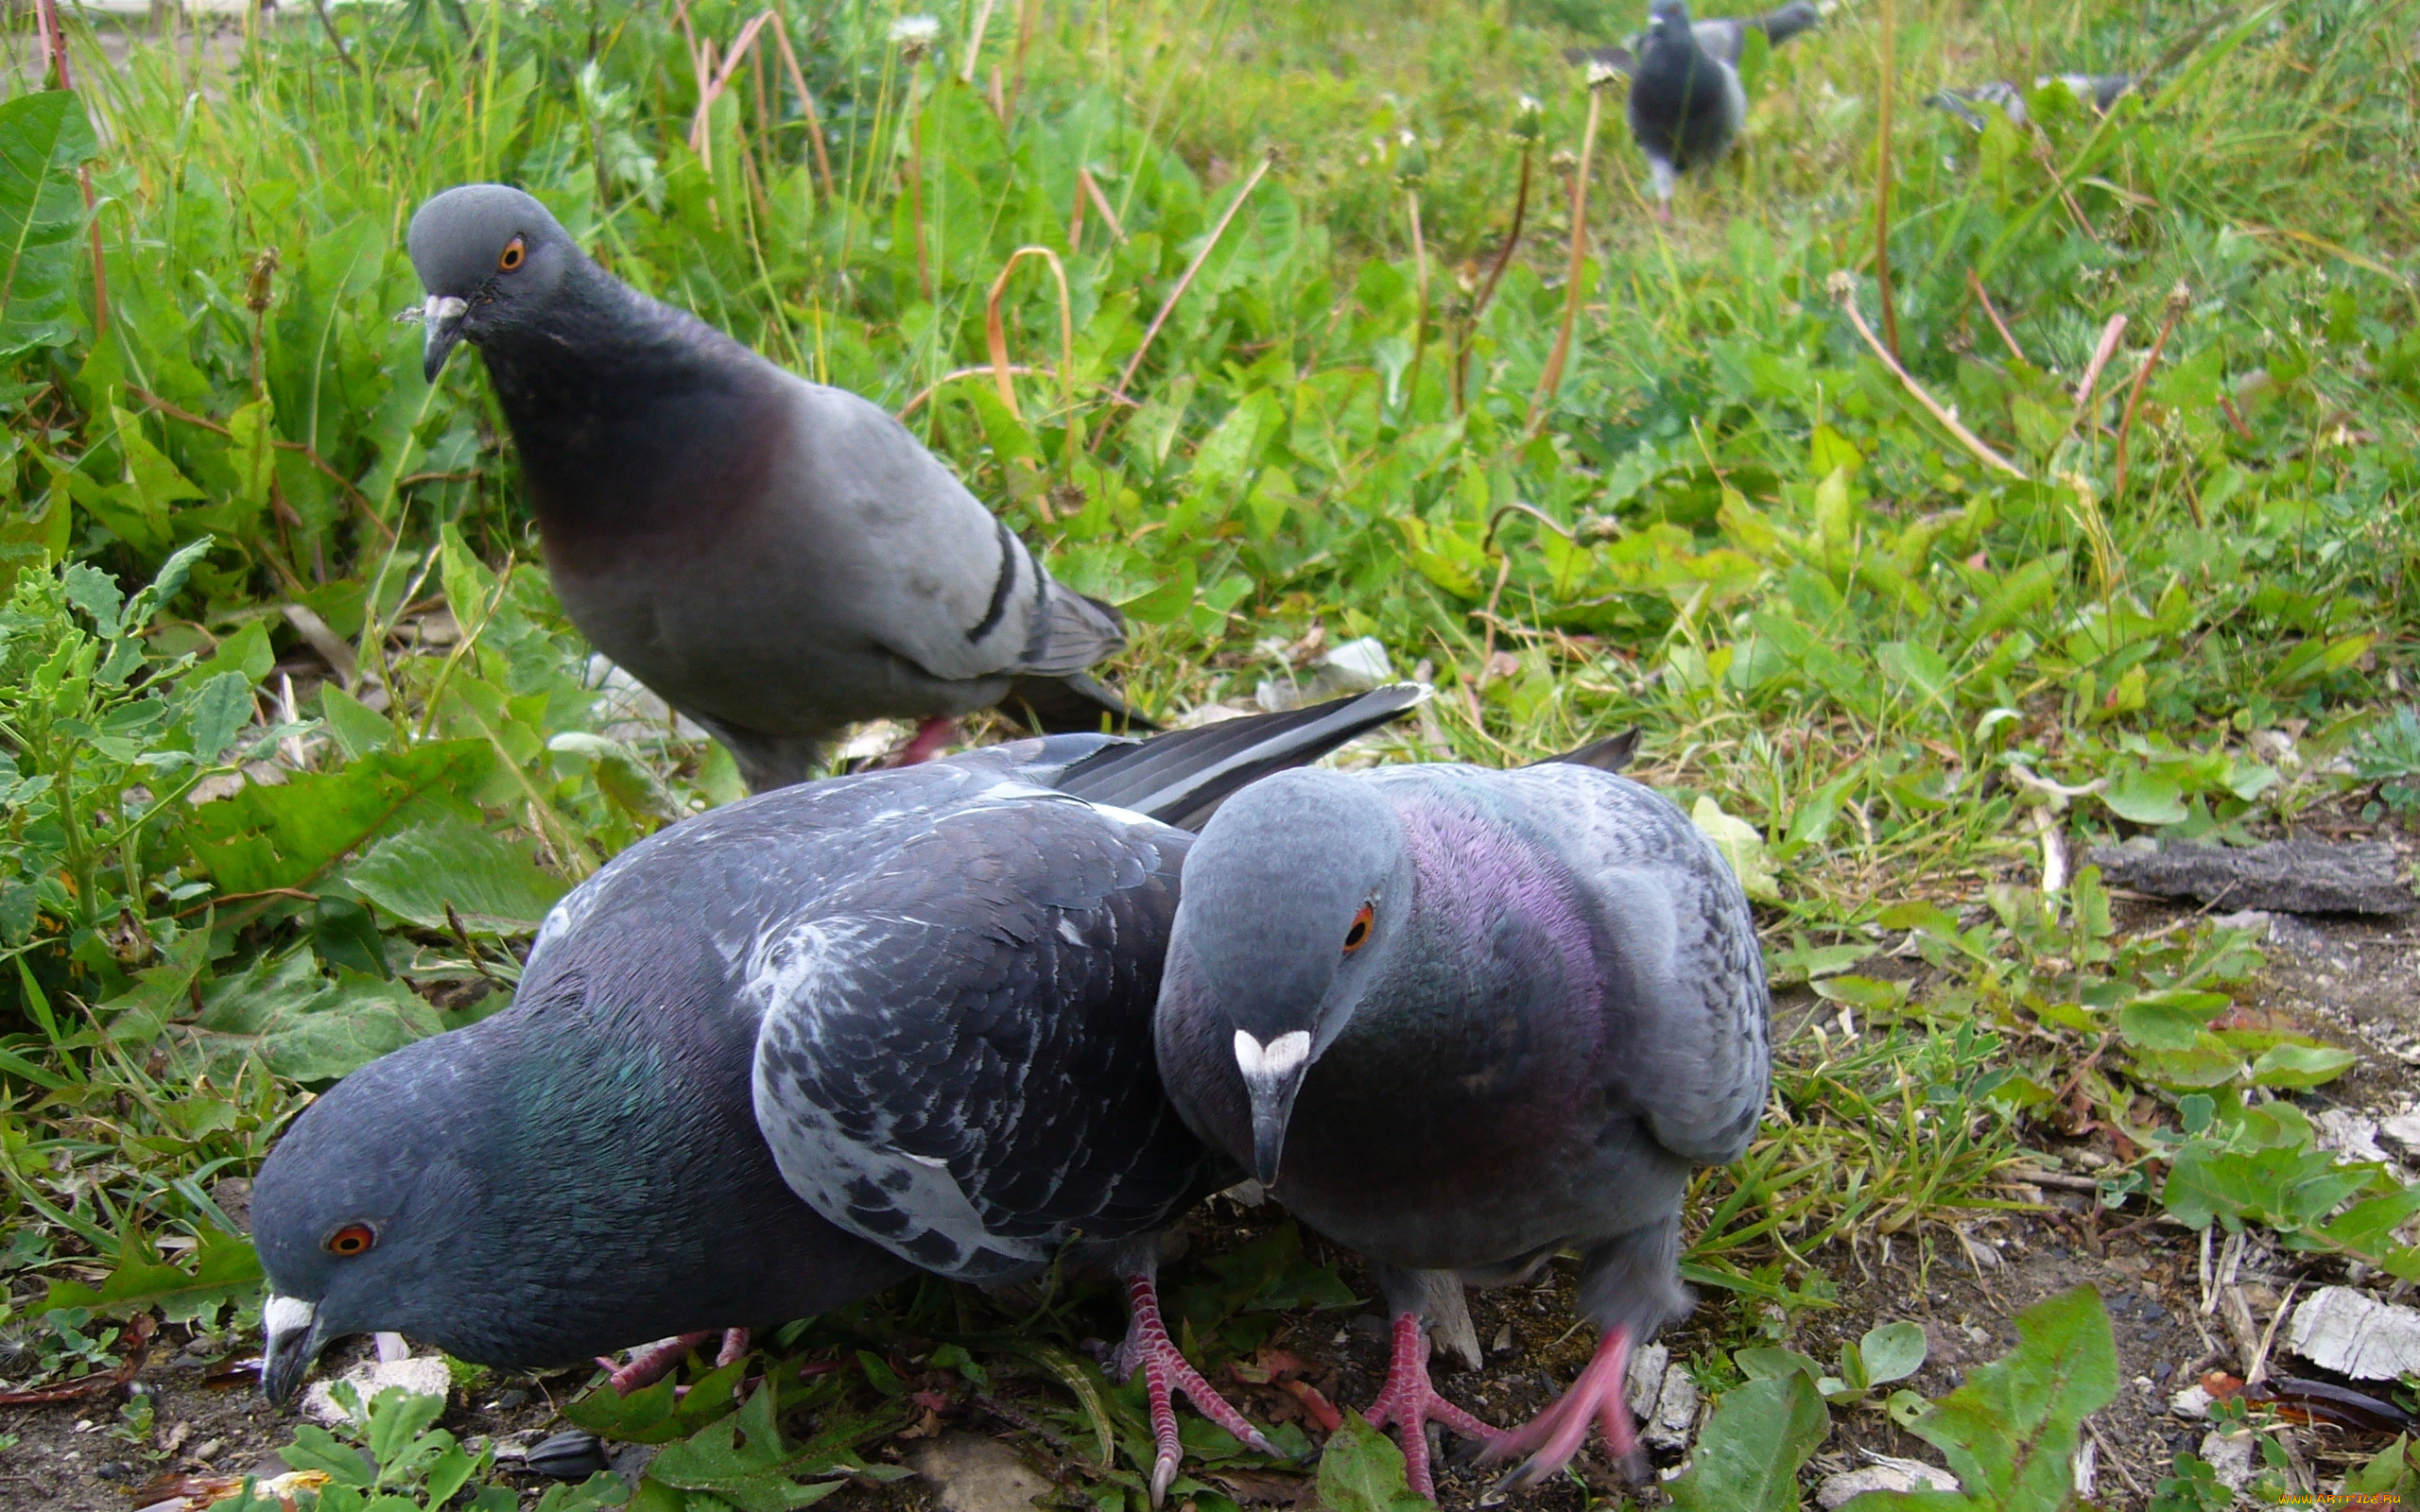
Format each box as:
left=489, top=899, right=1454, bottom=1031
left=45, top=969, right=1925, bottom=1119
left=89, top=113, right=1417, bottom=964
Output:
left=1927, top=73, right=2135, bottom=129
left=404, top=183, right=1144, bottom=793
left=1622, top=1, right=1820, bottom=218
left=253, top=687, right=1423, bottom=1497
left=1152, top=749, right=1770, bottom=1497
left=1566, top=0, right=1819, bottom=78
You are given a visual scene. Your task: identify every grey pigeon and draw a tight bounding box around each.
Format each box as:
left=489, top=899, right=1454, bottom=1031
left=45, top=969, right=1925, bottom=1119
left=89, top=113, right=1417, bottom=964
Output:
left=1624, top=1, right=1819, bottom=217
left=405, top=184, right=1143, bottom=793
left=1928, top=72, right=2135, bottom=129
left=1153, top=752, right=1770, bottom=1496
left=253, top=688, right=1422, bottom=1497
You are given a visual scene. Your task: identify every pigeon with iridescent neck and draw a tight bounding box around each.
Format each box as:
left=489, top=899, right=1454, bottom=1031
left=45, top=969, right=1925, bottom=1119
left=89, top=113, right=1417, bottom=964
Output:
left=1153, top=743, right=1769, bottom=1497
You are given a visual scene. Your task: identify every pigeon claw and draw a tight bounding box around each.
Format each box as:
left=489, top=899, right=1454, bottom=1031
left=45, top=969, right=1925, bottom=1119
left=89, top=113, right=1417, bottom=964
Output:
left=1115, top=1271, right=1280, bottom=1507
left=1363, top=1313, right=1498, bottom=1502
left=1478, top=1323, right=1640, bottom=1491
left=598, top=1331, right=717, bottom=1395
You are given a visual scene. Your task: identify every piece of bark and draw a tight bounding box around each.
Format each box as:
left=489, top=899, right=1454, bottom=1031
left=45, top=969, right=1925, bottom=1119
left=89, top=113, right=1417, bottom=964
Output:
left=2286, top=1286, right=2420, bottom=1380
left=2085, top=839, right=2414, bottom=915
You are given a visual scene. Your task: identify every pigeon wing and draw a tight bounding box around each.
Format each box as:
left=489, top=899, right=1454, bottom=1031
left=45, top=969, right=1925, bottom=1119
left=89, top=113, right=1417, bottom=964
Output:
left=1503, top=765, right=1772, bottom=1168
left=778, top=380, right=1124, bottom=687
left=748, top=797, right=1214, bottom=1281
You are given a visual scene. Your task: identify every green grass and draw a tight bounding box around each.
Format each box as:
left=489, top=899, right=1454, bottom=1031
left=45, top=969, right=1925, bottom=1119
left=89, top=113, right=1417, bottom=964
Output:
left=4, top=0, right=2420, bottom=1503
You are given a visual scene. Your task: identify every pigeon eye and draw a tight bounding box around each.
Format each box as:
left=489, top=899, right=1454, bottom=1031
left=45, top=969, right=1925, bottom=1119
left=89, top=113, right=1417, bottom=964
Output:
left=1342, top=904, right=1374, bottom=954
left=325, top=1224, right=376, bottom=1258
left=498, top=236, right=527, bottom=272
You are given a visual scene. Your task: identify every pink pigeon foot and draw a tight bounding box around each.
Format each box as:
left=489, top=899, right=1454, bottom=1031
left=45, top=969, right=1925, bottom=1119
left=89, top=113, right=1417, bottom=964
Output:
left=892, top=717, right=959, bottom=766
left=597, top=1328, right=751, bottom=1394
left=1362, top=1313, right=1498, bottom=1501
left=1478, top=1323, right=1643, bottom=1489
left=1114, top=1269, right=1281, bottom=1505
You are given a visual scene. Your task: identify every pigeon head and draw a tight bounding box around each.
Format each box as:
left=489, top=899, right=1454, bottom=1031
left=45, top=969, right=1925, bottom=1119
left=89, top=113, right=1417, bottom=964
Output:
left=251, top=1037, right=500, bottom=1406
left=406, top=184, right=582, bottom=384
left=1645, top=0, right=1695, bottom=41
left=1169, top=769, right=1412, bottom=1185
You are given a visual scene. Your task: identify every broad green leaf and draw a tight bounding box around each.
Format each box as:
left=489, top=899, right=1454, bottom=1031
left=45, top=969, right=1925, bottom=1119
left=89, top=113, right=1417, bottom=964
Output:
left=532, top=1477, right=632, bottom=1512
left=549, top=731, right=682, bottom=821
left=348, top=816, right=568, bottom=936
left=1316, top=1413, right=1427, bottom=1512
left=321, top=685, right=397, bottom=762
left=1897, top=1284, right=2117, bottom=1512
left=2117, top=989, right=2230, bottom=1051
left=175, top=950, right=444, bottom=1082
left=2102, top=768, right=2187, bottom=826
left=185, top=670, right=255, bottom=763
left=2322, top=1187, right=2420, bottom=1260
left=2125, top=1039, right=2246, bottom=1090
left=2248, top=1042, right=2357, bottom=1089
left=1116, top=555, right=1197, bottom=623
left=1666, top=1372, right=1828, bottom=1512
left=41, top=1223, right=261, bottom=1321
left=1734, top=1347, right=1824, bottom=1383
left=1860, top=1321, right=1929, bottom=1385
left=0, top=91, right=98, bottom=355
left=189, top=619, right=275, bottom=686
left=179, top=740, right=493, bottom=896
left=642, top=1383, right=853, bottom=1512
left=1692, top=796, right=1781, bottom=902
left=364, top=1385, right=449, bottom=1470
left=283, top=1423, right=379, bottom=1486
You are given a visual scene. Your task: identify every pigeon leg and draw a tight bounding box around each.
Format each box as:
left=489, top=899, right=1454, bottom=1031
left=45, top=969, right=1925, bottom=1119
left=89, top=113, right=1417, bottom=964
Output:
left=892, top=718, right=959, bottom=766
left=715, top=1328, right=751, bottom=1368
left=1478, top=1323, right=1643, bottom=1489
left=596, top=1332, right=716, bottom=1394
left=1113, top=1267, right=1280, bottom=1506
left=1361, top=1312, right=1499, bottom=1501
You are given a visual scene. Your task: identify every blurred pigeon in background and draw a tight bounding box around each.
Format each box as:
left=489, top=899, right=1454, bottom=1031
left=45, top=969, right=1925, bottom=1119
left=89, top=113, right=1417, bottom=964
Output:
left=1154, top=750, right=1770, bottom=1496
left=1619, top=1, right=1821, bottom=217
left=253, top=688, right=1422, bottom=1498
left=1928, top=72, right=2135, bottom=129
left=1567, top=0, right=1820, bottom=77
left=406, top=183, right=1144, bottom=793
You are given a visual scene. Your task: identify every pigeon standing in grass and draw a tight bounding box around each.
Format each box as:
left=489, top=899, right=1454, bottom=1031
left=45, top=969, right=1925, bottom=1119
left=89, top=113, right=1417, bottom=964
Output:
left=1152, top=749, right=1769, bottom=1498
left=405, top=184, right=1143, bottom=793
left=1624, top=0, right=1820, bottom=218
left=253, top=688, right=1422, bottom=1498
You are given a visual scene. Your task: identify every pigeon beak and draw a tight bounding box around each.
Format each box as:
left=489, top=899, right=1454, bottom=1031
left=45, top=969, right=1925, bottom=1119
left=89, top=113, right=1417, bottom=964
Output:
left=1234, top=1028, right=1313, bottom=1187
left=261, top=1292, right=329, bottom=1409
left=419, top=295, right=471, bottom=384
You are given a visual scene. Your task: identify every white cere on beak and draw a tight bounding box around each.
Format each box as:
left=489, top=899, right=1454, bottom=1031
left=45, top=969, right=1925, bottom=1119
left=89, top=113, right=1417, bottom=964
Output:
left=421, top=294, right=469, bottom=326
left=1233, top=1028, right=1312, bottom=1093
left=264, top=1293, right=318, bottom=1338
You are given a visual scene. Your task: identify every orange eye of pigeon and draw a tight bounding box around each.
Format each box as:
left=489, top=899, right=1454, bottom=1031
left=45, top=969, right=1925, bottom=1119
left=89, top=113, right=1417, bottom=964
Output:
left=1342, top=904, right=1374, bottom=954
left=326, top=1224, right=376, bottom=1258
left=498, top=235, right=527, bottom=272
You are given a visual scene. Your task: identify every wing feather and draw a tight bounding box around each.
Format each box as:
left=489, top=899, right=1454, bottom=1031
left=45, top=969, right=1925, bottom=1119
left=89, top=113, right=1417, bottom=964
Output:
left=749, top=798, right=1215, bottom=1281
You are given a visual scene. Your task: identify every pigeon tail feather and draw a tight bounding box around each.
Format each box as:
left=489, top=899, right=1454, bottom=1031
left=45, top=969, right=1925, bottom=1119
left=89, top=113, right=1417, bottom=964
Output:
left=1534, top=730, right=1640, bottom=773
left=1055, top=684, right=1426, bottom=831
left=1018, top=581, right=1130, bottom=677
